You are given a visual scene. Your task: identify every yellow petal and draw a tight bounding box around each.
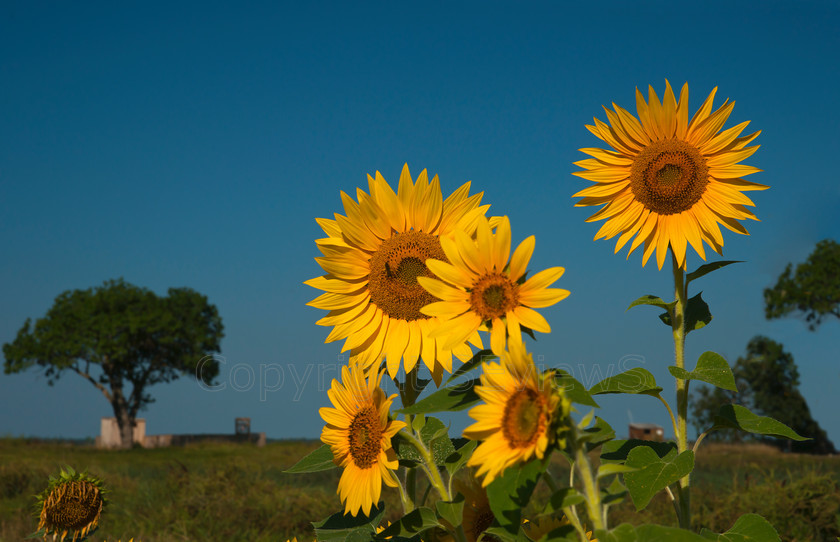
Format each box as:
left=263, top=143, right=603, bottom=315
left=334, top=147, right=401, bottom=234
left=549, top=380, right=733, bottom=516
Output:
left=508, top=235, right=535, bottom=283
left=521, top=267, right=565, bottom=293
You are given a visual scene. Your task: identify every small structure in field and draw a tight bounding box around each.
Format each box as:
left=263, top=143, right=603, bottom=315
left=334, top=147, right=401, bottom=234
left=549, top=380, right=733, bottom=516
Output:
left=629, top=423, right=664, bottom=442
left=96, top=417, right=266, bottom=448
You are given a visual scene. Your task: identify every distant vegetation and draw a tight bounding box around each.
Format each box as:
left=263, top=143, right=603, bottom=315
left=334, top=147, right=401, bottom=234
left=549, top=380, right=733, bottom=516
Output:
left=1, top=439, right=837, bottom=541
left=3, top=278, right=224, bottom=449
left=691, top=336, right=835, bottom=454
left=764, top=239, right=840, bottom=330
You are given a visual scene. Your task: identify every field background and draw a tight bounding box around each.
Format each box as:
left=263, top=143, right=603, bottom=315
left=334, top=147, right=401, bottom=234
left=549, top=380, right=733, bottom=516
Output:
left=1, top=438, right=838, bottom=542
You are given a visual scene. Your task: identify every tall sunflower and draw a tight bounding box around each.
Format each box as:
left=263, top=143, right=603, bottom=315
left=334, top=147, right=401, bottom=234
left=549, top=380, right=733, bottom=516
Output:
left=418, top=215, right=569, bottom=356
left=306, top=164, right=490, bottom=383
left=573, top=81, right=767, bottom=269
left=320, top=364, right=406, bottom=517
left=463, top=341, right=570, bottom=486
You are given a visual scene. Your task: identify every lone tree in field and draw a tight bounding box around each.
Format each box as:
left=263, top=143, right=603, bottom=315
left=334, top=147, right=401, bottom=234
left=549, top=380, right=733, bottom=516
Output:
left=3, top=279, right=224, bottom=448
left=691, top=336, right=835, bottom=454
left=764, top=239, right=840, bottom=330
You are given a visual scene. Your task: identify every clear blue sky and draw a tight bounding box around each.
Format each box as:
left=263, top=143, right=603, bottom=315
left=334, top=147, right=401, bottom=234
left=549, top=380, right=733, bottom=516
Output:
left=1, top=1, right=838, bottom=444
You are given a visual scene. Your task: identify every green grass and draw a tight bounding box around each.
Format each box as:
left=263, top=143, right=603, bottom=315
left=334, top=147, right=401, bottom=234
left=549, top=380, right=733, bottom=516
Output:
left=1, top=439, right=838, bottom=541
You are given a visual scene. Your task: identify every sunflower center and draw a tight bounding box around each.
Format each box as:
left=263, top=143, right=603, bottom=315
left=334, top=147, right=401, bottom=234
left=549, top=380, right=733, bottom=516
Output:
left=348, top=405, right=383, bottom=470
left=629, top=139, right=709, bottom=215
left=368, top=231, right=447, bottom=321
left=395, top=256, right=426, bottom=286
left=470, top=273, right=519, bottom=320
left=502, top=388, right=547, bottom=448
left=44, top=482, right=102, bottom=530
left=472, top=509, right=499, bottom=542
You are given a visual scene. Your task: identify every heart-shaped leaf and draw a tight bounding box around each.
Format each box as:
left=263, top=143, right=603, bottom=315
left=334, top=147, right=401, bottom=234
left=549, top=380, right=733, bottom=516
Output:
left=623, top=448, right=694, bottom=511
left=713, top=404, right=808, bottom=441
left=589, top=368, right=662, bottom=396
left=668, top=351, right=737, bottom=391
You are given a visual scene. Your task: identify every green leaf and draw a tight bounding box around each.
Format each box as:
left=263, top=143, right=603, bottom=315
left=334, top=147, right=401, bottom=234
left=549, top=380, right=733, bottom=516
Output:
left=659, top=292, right=712, bottom=333
left=627, top=295, right=674, bottom=311
left=667, top=351, right=737, bottom=391
left=623, top=448, right=694, bottom=511
left=554, top=370, right=600, bottom=407
left=600, top=439, right=677, bottom=463
left=594, top=523, right=710, bottom=541
left=394, top=417, right=457, bottom=466
left=398, top=379, right=480, bottom=415
left=435, top=495, right=464, bottom=529
left=541, top=487, right=585, bottom=515
left=379, top=507, right=441, bottom=539
left=487, top=456, right=546, bottom=535
left=423, top=418, right=457, bottom=466
left=601, top=475, right=628, bottom=506
left=582, top=416, right=615, bottom=451
left=597, top=463, right=637, bottom=479
left=284, top=444, right=337, bottom=473
left=312, top=502, right=384, bottom=541
left=699, top=513, right=780, bottom=541
left=713, top=404, right=809, bottom=441
left=483, top=527, right=529, bottom=542
left=447, top=349, right=497, bottom=383
left=589, top=368, right=662, bottom=396
left=444, top=439, right=477, bottom=476
left=686, top=260, right=742, bottom=285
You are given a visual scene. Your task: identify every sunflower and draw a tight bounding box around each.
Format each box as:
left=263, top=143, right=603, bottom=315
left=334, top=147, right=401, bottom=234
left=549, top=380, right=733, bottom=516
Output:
left=454, top=476, right=498, bottom=542
left=573, top=80, right=767, bottom=269
left=320, top=364, right=406, bottom=516
left=306, top=164, right=491, bottom=383
left=418, top=215, right=568, bottom=356
left=35, top=467, right=106, bottom=542
left=463, top=341, right=570, bottom=486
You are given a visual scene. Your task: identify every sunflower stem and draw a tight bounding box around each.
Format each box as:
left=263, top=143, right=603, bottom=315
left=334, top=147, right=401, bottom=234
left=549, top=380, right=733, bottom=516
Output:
left=572, top=430, right=606, bottom=532
left=671, top=253, right=691, bottom=529
left=399, top=428, right=451, bottom=502
left=395, top=473, right=413, bottom=514
left=400, top=367, right=421, bottom=511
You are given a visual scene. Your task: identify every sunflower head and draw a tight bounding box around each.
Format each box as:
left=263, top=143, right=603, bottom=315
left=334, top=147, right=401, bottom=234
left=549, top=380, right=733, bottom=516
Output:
left=319, top=364, right=406, bottom=516
left=573, top=80, right=767, bottom=269
left=463, top=341, right=569, bottom=486
left=419, top=215, right=569, bottom=356
left=453, top=475, right=499, bottom=542
left=306, top=164, right=494, bottom=384
left=35, top=467, right=106, bottom=542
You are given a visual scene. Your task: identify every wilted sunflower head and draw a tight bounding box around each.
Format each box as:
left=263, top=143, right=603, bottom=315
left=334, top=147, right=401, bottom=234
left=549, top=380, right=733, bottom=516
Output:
left=35, top=466, right=106, bottom=542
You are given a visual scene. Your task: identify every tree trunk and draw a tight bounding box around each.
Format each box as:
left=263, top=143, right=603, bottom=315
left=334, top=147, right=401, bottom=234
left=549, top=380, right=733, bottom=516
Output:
left=110, top=385, right=134, bottom=449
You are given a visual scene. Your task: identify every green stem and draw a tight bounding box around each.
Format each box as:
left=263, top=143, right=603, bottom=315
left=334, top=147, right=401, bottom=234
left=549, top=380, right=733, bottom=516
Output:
left=400, top=367, right=421, bottom=512
left=671, top=253, right=691, bottom=529
left=574, top=440, right=605, bottom=532
left=656, top=393, right=679, bottom=445
left=395, top=474, right=413, bottom=514
left=400, top=429, right=451, bottom=502
left=404, top=467, right=416, bottom=511
left=546, top=468, right=589, bottom=542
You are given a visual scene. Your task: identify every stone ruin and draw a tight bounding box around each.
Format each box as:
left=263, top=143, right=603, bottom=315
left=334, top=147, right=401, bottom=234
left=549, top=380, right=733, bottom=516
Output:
left=95, top=417, right=266, bottom=448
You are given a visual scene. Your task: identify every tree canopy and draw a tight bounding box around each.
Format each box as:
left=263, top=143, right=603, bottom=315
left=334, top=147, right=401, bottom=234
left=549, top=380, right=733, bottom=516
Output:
left=3, top=278, right=224, bottom=448
left=691, top=336, right=834, bottom=454
left=764, top=239, right=840, bottom=330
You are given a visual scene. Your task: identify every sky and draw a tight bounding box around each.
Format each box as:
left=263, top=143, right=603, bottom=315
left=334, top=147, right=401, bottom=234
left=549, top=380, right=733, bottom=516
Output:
left=1, top=1, right=838, bottom=445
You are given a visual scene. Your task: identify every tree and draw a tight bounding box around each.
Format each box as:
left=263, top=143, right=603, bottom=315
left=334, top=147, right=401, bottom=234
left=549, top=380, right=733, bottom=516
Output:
left=764, top=239, right=840, bottom=330
left=3, top=279, right=224, bottom=449
left=690, top=336, right=835, bottom=454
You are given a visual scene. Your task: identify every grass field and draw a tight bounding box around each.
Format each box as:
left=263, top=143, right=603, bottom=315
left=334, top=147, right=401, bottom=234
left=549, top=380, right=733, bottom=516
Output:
left=1, top=438, right=838, bottom=541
